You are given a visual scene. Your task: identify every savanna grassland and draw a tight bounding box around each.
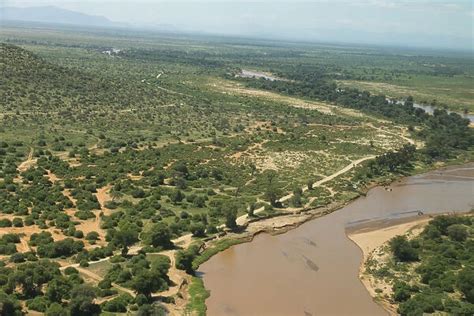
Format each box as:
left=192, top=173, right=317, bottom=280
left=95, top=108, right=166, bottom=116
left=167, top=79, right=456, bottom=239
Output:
left=0, top=24, right=473, bottom=315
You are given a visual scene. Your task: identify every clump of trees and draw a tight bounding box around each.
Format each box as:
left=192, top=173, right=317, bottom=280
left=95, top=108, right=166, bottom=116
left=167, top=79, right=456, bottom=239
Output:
left=389, top=235, right=419, bottom=262
left=37, top=238, right=84, bottom=258
left=0, top=258, right=104, bottom=315
left=141, top=222, right=174, bottom=250
left=242, top=72, right=474, bottom=162
left=383, top=215, right=474, bottom=315
left=102, top=254, right=171, bottom=300
left=175, top=243, right=201, bottom=274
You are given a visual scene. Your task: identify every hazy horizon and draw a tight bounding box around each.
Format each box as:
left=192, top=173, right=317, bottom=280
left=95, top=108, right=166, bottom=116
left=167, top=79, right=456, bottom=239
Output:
left=2, top=0, right=473, bottom=51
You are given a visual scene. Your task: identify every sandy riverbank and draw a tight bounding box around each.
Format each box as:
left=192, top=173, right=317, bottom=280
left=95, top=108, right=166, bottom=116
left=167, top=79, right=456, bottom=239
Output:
left=348, top=216, right=432, bottom=262
left=347, top=216, right=433, bottom=315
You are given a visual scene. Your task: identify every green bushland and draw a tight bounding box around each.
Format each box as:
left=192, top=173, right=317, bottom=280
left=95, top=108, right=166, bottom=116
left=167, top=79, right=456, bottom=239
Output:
left=369, top=214, right=474, bottom=316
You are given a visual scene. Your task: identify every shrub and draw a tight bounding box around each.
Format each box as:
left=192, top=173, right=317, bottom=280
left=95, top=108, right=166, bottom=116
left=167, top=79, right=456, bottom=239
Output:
left=0, top=219, right=12, bottom=227
left=10, top=253, right=25, bottom=263
left=64, top=267, right=79, bottom=275
left=12, top=218, right=23, bottom=227
left=390, top=235, right=419, bottom=262
left=189, top=223, right=206, bottom=237
left=86, top=231, right=100, bottom=241
left=447, top=224, right=468, bottom=242
left=26, top=296, right=50, bottom=312
left=45, top=302, right=67, bottom=316
left=458, top=267, right=474, bottom=303
left=102, top=294, right=133, bottom=312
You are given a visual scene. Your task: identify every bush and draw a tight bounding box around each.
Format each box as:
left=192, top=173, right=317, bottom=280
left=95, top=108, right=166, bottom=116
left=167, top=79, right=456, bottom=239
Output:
left=64, top=267, right=79, bottom=275
left=135, top=294, right=148, bottom=306
left=393, top=281, right=412, bottom=302
left=27, top=296, right=50, bottom=312
left=447, top=224, right=468, bottom=242
left=10, top=253, right=25, bottom=263
left=0, top=291, right=23, bottom=316
left=176, top=244, right=200, bottom=273
left=86, top=231, right=100, bottom=241
left=102, top=294, right=133, bottom=312
left=12, top=218, right=23, bottom=227
left=458, top=267, right=474, bottom=303
left=0, top=219, right=12, bottom=227
left=132, top=188, right=146, bottom=199
left=189, top=223, right=206, bottom=237
left=75, top=210, right=96, bottom=220
left=45, top=302, right=68, bottom=316
left=0, top=242, right=17, bottom=255
left=390, top=235, right=419, bottom=262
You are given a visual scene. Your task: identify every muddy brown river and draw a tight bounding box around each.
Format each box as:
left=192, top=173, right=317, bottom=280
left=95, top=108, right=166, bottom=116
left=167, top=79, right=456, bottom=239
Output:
left=199, top=164, right=474, bottom=316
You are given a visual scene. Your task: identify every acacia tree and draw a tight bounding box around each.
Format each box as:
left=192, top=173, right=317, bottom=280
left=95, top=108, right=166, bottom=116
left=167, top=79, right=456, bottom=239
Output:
left=131, top=271, right=167, bottom=298
left=69, top=285, right=100, bottom=316
left=8, top=260, right=60, bottom=297
left=141, top=222, right=173, bottom=249
left=263, top=170, right=281, bottom=207
left=112, top=221, right=140, bottom=256
left=225, top=207, right=238, bottom=230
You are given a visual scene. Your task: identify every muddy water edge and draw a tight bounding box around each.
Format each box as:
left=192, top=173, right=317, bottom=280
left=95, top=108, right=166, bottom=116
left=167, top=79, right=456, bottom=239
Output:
left=198, top=163, right=474, bottom=316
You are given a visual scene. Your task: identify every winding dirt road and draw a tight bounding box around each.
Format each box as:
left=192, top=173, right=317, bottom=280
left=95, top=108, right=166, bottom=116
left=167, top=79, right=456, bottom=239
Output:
left=236, top=155, right=376, bottom=225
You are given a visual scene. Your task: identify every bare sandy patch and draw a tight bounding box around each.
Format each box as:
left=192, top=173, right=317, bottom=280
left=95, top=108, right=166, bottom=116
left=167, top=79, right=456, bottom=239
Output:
left=17, top=147, right=36, bottom=172
left=348, top=217, right=431, bottom=262
left=347, top=217, right=432, bottom=315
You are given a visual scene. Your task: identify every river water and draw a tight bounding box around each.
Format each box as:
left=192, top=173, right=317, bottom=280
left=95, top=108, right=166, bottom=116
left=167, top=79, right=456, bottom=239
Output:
left=199, top=164, right=474, bottom=316
left=411, top=103, right=474, bottom=123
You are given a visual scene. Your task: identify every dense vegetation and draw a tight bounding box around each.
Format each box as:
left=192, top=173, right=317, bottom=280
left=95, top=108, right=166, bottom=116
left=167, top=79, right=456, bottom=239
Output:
left=369, top=215, right=474, bottom=315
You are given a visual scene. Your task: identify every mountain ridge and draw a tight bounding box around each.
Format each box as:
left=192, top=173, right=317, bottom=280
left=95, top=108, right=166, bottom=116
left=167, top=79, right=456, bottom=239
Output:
left=0, top=5, right=125, bottom=28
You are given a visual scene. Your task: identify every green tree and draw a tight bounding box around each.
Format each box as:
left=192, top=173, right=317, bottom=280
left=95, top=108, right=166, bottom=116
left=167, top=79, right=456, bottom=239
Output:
left=45, top=303, right=68, bottom=316
left=0, top=291, right=23, bottom=316
left=46, top=276, right=72, bottom=302
left=141, top=222, right=173, bottom=249
left=458, top=267, right=474, bottom=303
left=170, top=189, right=185, bottom=204
left=130, top=271, right=167, bottom=298
left=189, top=223, right=206, bottom=237
left=225, top=207, right=238, bottom=230
left=447, top=224, right=468, bottom=242
left=113, top=221, right=140, bottom=256
left=175, top=245, right=200, bottom=274
left=263, top=171, right=281, bottom=207
left=389, top=236, right=419, bottom=262
left=69, top=285, right=100, bottom=316
left=9, top=260, right=60, bottom=297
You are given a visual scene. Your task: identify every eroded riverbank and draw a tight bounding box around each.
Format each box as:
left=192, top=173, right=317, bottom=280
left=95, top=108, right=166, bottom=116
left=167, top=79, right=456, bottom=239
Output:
left=198, top=163, right=474, bottom=316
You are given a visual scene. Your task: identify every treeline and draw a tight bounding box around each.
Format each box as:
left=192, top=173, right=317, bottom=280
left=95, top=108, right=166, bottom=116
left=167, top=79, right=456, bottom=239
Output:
left=0, top=258, right=168, bottom=315
left=386, top=215, right=474, bottom=315
left=238, top=73, right=474, bottom=160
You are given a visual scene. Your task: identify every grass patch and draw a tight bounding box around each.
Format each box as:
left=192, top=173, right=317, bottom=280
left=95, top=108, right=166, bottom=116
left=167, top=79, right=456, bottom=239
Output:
left=192, top=238, right=248, bottom=270
left=186, top=276, right=210, bottom=316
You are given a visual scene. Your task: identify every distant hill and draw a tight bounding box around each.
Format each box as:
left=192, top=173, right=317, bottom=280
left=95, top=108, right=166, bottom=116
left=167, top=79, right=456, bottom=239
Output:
left=0, top=6, right=124, bottom=27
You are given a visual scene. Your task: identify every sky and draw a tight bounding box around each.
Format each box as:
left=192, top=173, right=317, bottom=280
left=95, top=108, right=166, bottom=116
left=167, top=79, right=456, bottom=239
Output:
left=3, top=0, right=474, bottom=50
